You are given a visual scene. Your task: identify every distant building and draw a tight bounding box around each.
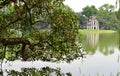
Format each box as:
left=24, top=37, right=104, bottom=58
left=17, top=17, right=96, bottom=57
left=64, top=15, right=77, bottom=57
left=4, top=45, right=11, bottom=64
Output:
left=86, top=16, right=99, bottom=30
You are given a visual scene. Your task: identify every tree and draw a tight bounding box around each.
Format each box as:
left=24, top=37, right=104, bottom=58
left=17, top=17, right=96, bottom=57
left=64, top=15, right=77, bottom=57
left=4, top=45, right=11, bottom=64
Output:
left=97, top=4, right=119, bottom=30
left=116, top=0, right=120, bottom=20
left=0, top=0, right=82, bottom=61
left=82, top=5, right=98, bottom=17
left=100, top=4, right=115, bottom=12
left=78, top=14, right=88, bottom=29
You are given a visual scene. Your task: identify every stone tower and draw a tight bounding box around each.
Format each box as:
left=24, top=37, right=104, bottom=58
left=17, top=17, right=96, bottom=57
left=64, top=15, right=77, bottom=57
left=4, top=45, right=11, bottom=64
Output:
left=87, top=16, right=99, bottom=30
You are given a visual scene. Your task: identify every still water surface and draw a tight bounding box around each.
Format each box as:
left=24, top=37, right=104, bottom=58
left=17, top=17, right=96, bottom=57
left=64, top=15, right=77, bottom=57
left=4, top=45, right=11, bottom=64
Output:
left=1, top=32, right=120, bottom=76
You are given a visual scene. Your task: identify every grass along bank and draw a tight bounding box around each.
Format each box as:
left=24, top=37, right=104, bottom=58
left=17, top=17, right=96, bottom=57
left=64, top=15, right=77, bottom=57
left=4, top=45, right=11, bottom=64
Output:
left=79, top=29, right=116, bottom=34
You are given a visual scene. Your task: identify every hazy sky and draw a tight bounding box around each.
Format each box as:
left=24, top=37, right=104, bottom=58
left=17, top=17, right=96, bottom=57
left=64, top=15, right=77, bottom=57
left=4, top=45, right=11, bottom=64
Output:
left=64, top=0, right=116, bottom=12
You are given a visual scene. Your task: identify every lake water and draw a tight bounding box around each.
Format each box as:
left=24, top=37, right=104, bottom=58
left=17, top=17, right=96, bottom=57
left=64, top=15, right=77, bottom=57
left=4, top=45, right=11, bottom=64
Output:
left=0, top=32, right=120, bottom=76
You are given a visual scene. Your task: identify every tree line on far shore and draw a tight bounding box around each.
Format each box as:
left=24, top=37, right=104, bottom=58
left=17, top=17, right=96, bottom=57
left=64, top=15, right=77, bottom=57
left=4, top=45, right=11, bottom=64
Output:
left=78, top=4, right=120, bottom=30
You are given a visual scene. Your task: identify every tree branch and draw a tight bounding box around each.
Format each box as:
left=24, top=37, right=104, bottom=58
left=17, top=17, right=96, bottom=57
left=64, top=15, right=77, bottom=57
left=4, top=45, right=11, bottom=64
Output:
left=0, top=38, right=30, bottom=46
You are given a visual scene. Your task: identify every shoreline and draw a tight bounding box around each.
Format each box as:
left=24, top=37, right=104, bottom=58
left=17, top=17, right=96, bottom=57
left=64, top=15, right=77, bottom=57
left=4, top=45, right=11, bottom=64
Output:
left=79, top=29, right=116, bottom=34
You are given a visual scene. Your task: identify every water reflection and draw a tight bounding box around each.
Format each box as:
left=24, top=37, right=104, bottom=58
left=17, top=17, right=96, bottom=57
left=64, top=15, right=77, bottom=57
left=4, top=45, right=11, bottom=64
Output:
left=86, top=33, right=99, bottom=47
left=0, top=56, right=120, bottom=76
left=119, top=30, right=120, bottom=50
left=80, top=32, right=120, bottom=76
left=82, top=32, right=119, bottom=55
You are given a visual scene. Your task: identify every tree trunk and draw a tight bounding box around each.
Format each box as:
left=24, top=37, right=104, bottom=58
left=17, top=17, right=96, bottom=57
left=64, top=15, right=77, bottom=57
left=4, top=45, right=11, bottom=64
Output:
left=21, top=44, right=29, bottom=61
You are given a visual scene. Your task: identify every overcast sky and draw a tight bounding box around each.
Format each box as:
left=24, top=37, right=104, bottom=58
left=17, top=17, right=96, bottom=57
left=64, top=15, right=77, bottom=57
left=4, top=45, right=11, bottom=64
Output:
left=64, top=0, right=116, bottom=12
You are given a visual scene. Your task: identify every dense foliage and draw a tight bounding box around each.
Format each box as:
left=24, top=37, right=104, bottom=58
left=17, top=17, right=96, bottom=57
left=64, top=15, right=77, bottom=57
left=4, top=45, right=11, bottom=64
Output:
left=82, top=5, right=98, bottom=17
left=0, top=0, right=82, bottom=62
left=6, top=67, right=72, bottom=76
